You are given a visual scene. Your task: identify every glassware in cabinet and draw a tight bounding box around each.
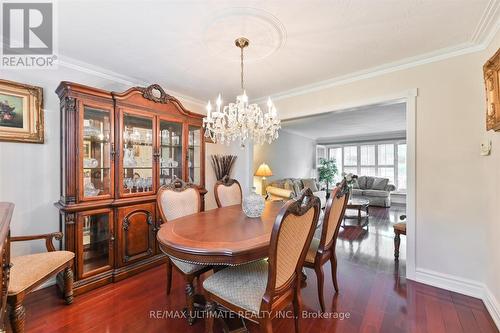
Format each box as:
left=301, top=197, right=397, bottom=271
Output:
left=159, top=120, right=183, bottom=186
left=81, top=106, right=113, bottom=200
left=121, top=113, right=155, bottom=196
left=188, top=125, right=201, bottom=185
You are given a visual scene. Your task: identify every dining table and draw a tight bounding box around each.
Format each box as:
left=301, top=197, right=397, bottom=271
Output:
left=156, top=200, right=323, bottom=332
left=156, top=200, right=286, bottom=332
left=156, top=201, right=285, bottom=267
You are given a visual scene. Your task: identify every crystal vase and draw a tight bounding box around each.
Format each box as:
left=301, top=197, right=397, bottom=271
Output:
left=242, top=187, right=265, bottom=218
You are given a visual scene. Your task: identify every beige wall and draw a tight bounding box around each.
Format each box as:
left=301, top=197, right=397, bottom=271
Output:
left=269, top=30, right=500, bottom=317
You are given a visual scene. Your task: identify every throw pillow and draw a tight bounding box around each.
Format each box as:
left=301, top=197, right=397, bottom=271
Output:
left=366, top=176, right=375, bottom=189
left=283, top=179, right=294, bottom=192
left=357, top=176, right=367, bottom=189
left=292, top=179, right=303, bottom=195
left=302, top=178, right=319, bottom=192
left=352, top=179, right=360, bottom=189
left=372, top=177, right=389, bottom=190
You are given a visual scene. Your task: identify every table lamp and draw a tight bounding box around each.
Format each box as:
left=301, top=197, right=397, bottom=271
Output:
left=255, top=163, right=273, bottom=195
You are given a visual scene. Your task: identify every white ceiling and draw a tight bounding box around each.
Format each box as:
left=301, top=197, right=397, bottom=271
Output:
left=282, top=102, right=406, bottom=141
left=59, top=0, right=498, bottom=103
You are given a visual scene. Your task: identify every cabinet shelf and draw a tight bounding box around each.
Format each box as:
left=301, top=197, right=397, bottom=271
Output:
left=123, top=167, right=153, bottom=170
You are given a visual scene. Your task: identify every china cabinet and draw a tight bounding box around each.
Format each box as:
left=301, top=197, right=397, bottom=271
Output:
left=55, top=82, right=206, bottom=294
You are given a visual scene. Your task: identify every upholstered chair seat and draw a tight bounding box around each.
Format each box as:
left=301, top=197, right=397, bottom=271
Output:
left=170, top=257, right=207, bottom=275
left=215, top=177, right=242, bottom=208
left=305, top=238, right=321, bottom=264
left=9, top=251, right=74, bottom=295
left=204, top=259, right=268, bottom=314
left=7, top=232, right=74, bottom=333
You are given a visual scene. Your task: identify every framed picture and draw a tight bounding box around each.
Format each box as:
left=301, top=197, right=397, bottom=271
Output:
left=484, top=48, right=500, bottom=131
left=0, top=79, right=44, bottom=143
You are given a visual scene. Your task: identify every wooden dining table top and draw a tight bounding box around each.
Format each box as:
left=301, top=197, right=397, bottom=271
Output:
left=156, top=201, right=285, bottom=266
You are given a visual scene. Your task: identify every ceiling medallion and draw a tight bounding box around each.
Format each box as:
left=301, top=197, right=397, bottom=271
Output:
left=203, top=37, right=281, bottom=145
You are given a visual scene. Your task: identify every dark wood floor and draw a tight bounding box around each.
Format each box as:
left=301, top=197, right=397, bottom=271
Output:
left=22, top=206, right=498, bottom=333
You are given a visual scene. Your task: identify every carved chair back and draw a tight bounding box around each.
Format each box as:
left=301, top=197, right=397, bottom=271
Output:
left=318, top=179, right=350, bottom=254
left=157, top=178, right=201, bottom=222
left=263, top=188, right=320, bottom=304
left=214, top=176, right=242, bottom=208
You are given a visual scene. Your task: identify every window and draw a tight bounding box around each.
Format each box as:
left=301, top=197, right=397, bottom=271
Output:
left=378, top=144, right=394, bottom=165
left=360, top=145, right=375, bottom=165
left=323, top=140, right=407, bottom=191
left=343, top=146, right=357, bottom=166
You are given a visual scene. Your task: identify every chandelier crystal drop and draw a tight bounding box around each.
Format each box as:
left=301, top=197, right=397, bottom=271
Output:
left=203, top=37, right=281, bottom=145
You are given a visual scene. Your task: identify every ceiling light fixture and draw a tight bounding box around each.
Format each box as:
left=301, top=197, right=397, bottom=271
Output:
left=203, top=37, right=281, bottom=145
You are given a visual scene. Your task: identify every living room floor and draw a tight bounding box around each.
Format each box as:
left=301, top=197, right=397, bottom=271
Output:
left=22, top=206, right=497, bottom=333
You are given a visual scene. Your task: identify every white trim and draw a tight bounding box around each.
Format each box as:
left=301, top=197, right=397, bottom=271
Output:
left=415, top=268, right=500, bottom=330
left=484, top=286, right=500, bottom=330
left=405, top=90, right=417, bottom=280
left=471, top=0, right=500, bottom=44
left=253, top=1, right=500, bottom=105
left=415, top=268, right=485, bottom=299
left=58, top=56, right=207, bottom=108
left=253, top=43, right=483, bottom=103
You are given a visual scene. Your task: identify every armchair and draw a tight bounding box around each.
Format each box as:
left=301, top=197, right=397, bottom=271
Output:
left=8, top=232, right=74, bottom=333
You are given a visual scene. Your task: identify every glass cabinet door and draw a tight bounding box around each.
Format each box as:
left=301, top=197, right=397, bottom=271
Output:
left=159, top=120, right=183, bottom=186
left=188, top=125, right=202, bottom=185
left=81, top=106, right=113, bottom=200
left=78, top=210, right=113, bottom=278
left=121, top=113, right=154, bottom=196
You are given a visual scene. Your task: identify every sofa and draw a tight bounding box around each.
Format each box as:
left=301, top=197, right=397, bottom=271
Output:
left=265, top=178, right=327, bottom=208
left=351, top=176, right=396, bottom=207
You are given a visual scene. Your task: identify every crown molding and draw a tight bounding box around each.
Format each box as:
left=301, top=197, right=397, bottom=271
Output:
left=253, top=2, right=500, bottom=104
left=58, top=55, right=206, bottom=108
left=471, top=0, right=500, bottom=44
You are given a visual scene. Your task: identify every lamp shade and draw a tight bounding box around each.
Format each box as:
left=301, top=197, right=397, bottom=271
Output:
left=255, top=163, right=273, bottom=177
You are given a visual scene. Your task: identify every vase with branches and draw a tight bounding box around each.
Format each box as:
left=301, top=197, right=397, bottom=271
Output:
left=211, top=155, right=237, bottom=180
left=317, top=158, right=338, bottom=192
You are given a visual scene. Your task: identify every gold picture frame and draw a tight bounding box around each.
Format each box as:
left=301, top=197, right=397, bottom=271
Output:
left=0, top=79, right=44, bottom=143
left=484, top=48, right=500, bottom=132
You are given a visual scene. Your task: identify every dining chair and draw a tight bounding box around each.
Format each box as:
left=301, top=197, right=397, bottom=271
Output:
left=8, top=232, right=74, bottom=333
left=214, top=176, right=242, bottom=208
left=203, top=188, right=321, bottom=333
left=157, top=178, right=212, bottom=325
left=303, top=179, right=350, bottom=312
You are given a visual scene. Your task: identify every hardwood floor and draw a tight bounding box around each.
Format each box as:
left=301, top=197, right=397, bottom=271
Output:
left=21, top=206, right=498, bottom=333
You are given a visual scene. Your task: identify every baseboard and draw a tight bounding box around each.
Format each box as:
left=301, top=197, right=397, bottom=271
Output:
left=484, top=286, right=500, bottom=330
left=415, top=268, right=484, bottom=298
left=415, top=268, right=500, bottom=329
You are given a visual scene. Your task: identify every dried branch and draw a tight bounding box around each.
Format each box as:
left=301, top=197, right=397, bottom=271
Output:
left=211, top=155, right=237, bottom=180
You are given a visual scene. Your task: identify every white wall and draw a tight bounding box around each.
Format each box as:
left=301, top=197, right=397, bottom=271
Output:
left=253, top=130, right=315, bottom=193
left=257, top=30, right=500, bottom=325
left=0, top=65, right=243, bottom=257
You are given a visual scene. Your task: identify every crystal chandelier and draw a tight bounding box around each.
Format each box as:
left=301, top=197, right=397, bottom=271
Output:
left=203, top=37, right=281, bottom=145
